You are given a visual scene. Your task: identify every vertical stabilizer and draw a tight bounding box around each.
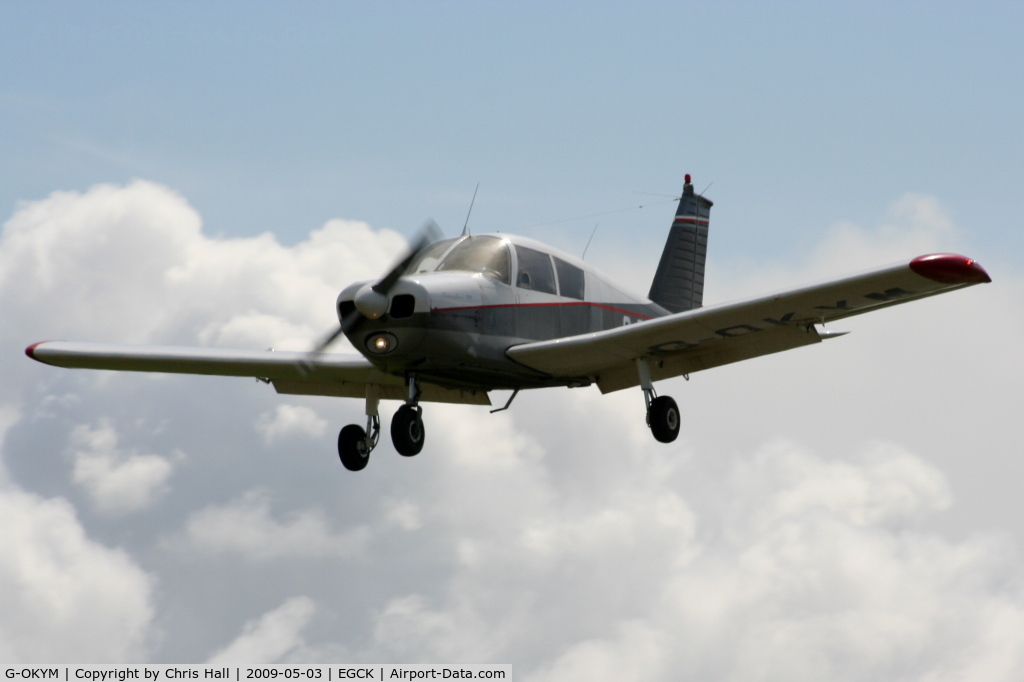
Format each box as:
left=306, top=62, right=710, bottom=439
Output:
left=648, top=175, right=713, bottom=313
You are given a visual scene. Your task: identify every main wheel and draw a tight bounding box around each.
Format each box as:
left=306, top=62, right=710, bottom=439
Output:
left=391, top=405, right=425, bottom=456
left=338, top=424, right=370, bottom=471
left=648, top=395, right=680, bottom=443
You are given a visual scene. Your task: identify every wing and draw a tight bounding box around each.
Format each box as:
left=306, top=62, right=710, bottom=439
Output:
left=506, top=253, right=991, bottom=393
left=25, top=341, right=490, bottom=405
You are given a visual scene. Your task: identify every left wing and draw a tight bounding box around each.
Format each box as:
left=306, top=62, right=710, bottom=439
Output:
left=25, top=341, right=489, bottom=405
left=506, top=253, right=990, bottom=393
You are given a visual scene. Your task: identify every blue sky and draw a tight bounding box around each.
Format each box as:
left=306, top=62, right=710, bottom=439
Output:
left=2, top=2, right=1024, bottom=672
left=4, top=2, right=1021, bottom=261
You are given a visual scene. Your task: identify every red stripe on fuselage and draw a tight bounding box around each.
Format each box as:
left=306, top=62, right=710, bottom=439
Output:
left=431, top=300, right=654, bottom=320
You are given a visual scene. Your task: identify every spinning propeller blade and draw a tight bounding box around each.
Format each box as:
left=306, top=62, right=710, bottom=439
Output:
left=373, top=220, right=443, bottom=293
left=303, top=220, right=444, bottom=363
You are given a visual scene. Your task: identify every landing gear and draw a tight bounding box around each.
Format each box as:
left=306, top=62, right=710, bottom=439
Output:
left=636, top=357, right=681, bottom=443
left=647, top=395, right=680, bottom=443
left=337, top=387, right=381, bottom=471
left=391, top=404, right=425, bottom=456
left=336, top=375, right=426, bottom=470
left=392, top=372, right=425, bottom=456
left=338, top=424, right=370, bottom=471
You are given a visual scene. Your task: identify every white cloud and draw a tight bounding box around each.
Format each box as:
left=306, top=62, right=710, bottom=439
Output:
left=729, top=440, right=952, bottom=530
left=372, top=435, right=1024, bottom=681
left=643, top=457, right=1024, bottom=681
left=712, top=192, right=968, bottom=301
left=382, top=499, right=424, bottom=531
left=0, top=404, right=21, bottom=441
left=373, top=595, right=467, bottom=661
left=0, top=408, right=156, bottom=662
left=206, top=596, right=316, bottom=664
left=67, top=418, right=175, bottom=515
left=524, top=621, right=670, bottom=682
left=1, top=181, right=403, bottom=356
left=0, top=486, right=157, bottom=662
left=175, top=488, right=370, bottom=561
left=255, top=404, right=329, bottom=445
left=5, top=180, right=1024, bottom=674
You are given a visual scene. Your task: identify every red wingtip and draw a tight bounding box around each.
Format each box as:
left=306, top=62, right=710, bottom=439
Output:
left=25, top=342, right=47, bottom=361
left=909, top=254, right=991, bottom=284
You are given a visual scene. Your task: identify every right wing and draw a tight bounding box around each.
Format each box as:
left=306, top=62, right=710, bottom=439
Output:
left=25, top=341, right=489, bottom=405
left=507, top=253, right=991, bottom=393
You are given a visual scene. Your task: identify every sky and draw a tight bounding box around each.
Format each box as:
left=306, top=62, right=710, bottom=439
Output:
left=2, top=1, right=1023, bottom=676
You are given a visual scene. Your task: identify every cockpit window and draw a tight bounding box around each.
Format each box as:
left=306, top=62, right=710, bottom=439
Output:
left=515, top=245, right=557, bottom=295
left=405, top=238, right=459, bottom=275
left=436, top=236, right=512, bottom=284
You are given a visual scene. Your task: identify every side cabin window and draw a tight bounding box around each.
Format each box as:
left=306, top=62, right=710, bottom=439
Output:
left=554, top=257, right=585, bottom=300
left=515, top=245, right=557, bottom=295
left=436, top=235, right=511, bottom=285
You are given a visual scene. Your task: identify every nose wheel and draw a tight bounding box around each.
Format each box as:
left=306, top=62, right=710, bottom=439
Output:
left=391, top=404, right=425, bottom=456
left=392, top=372, right=425, bottom=456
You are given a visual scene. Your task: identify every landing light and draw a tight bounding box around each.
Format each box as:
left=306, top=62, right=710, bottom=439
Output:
left=366, top=333, right=398, bottom=354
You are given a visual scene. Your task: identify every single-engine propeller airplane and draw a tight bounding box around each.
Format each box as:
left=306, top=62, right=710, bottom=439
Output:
left=26, top=176, right=991, bottom=471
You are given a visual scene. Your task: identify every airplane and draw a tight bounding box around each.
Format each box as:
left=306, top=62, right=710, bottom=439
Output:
left=25, top=175, right=991, bottom=471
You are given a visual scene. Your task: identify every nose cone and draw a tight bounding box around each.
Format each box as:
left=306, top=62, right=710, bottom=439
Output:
left=354, top=284, right=389, bottom=319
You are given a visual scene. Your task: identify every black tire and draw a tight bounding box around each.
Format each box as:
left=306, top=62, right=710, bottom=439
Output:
left=391, top=405, right=425, bottom=456
left=338, top=424, right=369, bottom=471
left=648, top=395, right=680, bottom=443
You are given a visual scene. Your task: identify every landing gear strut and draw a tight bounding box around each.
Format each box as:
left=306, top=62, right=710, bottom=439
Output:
left=637, top=357, right=680, bottom=443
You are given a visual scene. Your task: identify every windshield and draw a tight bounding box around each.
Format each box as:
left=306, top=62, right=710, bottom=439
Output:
left=404, top=238, right=459, bottom=275
left=436, top=236, right=512, bottom=284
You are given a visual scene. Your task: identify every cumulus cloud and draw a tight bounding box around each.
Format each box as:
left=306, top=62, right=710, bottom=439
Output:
left=712, top=192, right=968, bottom=302
left=4, top=180, right=1023, bottom=675
left=67, top=418, right=176, bottom=515
left=382, top=499, right=424, bottom=531
left=365, top=437, right=1024, bottom=681
left=207, top=596, right=316, bottom=664
left=728, top=440, right=952, bottom=530
left=175, top=488, right=370, bottom=561
left=256, top=404, right=329, bottom=445
left=0, top=180, right=403, bottom=355
left=0, top=406, right=156, bottom=662
left=0, top=484, right=157, bottom=662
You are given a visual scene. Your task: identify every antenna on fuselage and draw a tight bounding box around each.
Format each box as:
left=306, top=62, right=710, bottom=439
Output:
left=461, top=183, right=480, bottom=237
left=582, top=223, right=599, bottom=261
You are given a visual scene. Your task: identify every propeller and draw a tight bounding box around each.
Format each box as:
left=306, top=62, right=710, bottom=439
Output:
left=302, top=220, right=444, bottom=364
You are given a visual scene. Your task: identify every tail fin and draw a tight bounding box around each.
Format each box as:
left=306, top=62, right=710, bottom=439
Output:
left=648, top=174, right=713, bottom=313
